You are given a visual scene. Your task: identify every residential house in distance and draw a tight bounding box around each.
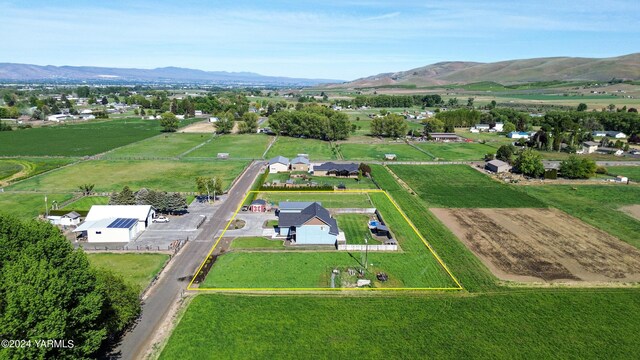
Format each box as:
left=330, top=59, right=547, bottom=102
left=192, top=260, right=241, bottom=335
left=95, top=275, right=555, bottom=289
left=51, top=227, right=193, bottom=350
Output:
left=493, top=122, right=504, bottom=132
left=291, top=156, right=310, bottom=172
left=268, top=156, right=290, bottom=173
left=313, top=162, right=359, bottom=178
left=507, top=131, right=530, bottom=139
left=583, top=141, right=600, bottom=154
left=277, top=202, right=339, bottom=245
left=593, top=130, right=627, bottom=139
left=73, top=205, right=155, bottom=242
left=475, top=124, right=491, bottom=132
left=485, top=159, right=510, bottom=173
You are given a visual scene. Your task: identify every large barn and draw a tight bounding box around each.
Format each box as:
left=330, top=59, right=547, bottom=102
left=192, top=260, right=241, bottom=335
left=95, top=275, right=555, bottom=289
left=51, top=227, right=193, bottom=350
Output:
left=74, top=205, right=155, bottom=242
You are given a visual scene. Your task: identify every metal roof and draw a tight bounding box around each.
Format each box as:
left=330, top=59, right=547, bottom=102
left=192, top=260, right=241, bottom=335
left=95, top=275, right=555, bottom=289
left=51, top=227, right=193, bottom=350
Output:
left=291, top=156, right=310, bottom=165
left=269, top=156, right=289, bottom=165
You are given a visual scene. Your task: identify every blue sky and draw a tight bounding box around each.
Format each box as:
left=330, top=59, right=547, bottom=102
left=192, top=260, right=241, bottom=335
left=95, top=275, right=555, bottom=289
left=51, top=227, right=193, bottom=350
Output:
left=1, top=0, right=638, bottom=80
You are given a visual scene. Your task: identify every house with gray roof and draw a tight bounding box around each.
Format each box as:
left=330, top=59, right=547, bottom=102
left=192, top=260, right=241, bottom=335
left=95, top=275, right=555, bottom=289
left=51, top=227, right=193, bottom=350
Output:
left=313, top=162, right=359, bottom=178
left=268, top=156, right=290, bottom=173
left=277, top=202, right=338, bottom=245
left=291, top=156, right=311, bottom=172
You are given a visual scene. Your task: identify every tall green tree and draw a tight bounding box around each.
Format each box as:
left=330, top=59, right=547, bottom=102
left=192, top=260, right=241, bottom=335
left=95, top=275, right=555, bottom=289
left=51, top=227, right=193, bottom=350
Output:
left=496, top=144, right=516, bottom=163
left=559, top=155, right=596, bottom=179
left=514, top=148, right=544, bottom=177
left=160, top=112, right=179, bottom=132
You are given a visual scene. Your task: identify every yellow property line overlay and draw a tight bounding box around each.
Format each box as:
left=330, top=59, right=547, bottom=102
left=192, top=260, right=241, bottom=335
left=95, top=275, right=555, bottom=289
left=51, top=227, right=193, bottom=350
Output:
left=187, top=189, right=463, bottom=291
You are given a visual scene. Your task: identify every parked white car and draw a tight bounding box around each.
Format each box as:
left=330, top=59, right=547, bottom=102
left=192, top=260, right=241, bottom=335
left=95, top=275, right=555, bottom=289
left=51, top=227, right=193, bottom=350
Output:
left=154, top=216, right=169, bottom=223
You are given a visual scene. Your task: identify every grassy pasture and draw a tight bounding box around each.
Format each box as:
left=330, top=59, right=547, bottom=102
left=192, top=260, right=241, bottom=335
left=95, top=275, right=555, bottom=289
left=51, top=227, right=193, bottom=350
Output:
left=184, top=134, right=271, bottom=159
left=0, top=193, right=73, bottom=219
left=63, top=196, right=109, bottom=211
left=414, top=142, right=496, bottom=161
left=257, top=192, right=372, bottom=208
left=202, top=191, right=456, bottom=289
left=160, top=290, right=640, bottom=360
left=264, top=173, right=377, bottom=189
left=338, top=142, right=432, bottom=161
left=105, top=133, right=212, bottom=158
left=0, top=119, right=163, bottom=156
left=521, top=185, right=640, bottom=249
left=265, top=136, right=337, bottom=160
left=389, top=165, right=546, bottom=208
left=7, top=159, right=248, bottom=193
left=607, top=166, right=640, bottom=181
left=0, top=160, right=22, bottom=180
left=87, top=253, right=169, bottom=292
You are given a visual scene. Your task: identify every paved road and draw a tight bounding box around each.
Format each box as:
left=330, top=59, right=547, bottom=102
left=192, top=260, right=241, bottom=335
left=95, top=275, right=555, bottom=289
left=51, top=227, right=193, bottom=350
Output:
left=111, top=161, right=265, bottom=360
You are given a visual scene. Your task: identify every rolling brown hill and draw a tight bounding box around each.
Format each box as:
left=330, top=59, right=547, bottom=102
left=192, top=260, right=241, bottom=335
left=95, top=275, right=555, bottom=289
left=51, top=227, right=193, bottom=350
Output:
left=330, top=53, right=640, bottom=88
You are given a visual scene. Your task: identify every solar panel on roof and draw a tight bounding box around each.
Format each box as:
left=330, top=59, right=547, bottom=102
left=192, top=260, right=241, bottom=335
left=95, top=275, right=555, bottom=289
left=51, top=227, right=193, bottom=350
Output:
left=107, top=218, right=138, bottom=229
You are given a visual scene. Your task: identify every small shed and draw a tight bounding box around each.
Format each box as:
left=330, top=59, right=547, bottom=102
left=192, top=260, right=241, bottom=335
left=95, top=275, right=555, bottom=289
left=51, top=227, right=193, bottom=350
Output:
left=250, top=199, right=267, bottom=212
left=485, top=159, right=510, bottom=173
left=217, top=153, right=230, bottom=159
left=384, top=153, right=397, bottom=161
left=615, top=176, right=629, bottom=183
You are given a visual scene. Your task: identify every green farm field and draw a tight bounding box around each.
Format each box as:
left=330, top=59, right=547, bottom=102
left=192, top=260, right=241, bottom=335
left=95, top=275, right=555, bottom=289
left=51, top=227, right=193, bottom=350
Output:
left=414, top=142, right=496, bottom=161
left=338, top=142, right=432, bottom=161
left=388, top=165, right=546, bottom=208
left=63, top=196, right=110, bottom=211
left=105, top=133, right=213, bottom=158
left=265, top=136, right=337, bottom=160
left=0, top=119, right=163, bottom=156
left=257, top=192, right=372, bottom=208
left=201, top=191, right=456, bottom=289
left=87, top=253, right=169, bottom=291
left=7, top=159, right=248, bottom=193
left=521, top=185, right=640, bottom=249
left=0, top=157, right=78, bottom=183
left=0, top=193, right=74, bottom=219
left=161, top=290, right=640, bottom=359
left=184, top=134, right=271, bottom=159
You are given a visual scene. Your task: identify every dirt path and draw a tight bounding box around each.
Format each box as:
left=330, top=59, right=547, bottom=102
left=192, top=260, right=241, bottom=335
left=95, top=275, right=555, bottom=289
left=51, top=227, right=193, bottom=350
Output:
left=0, top=166, right=29, bottom=187
left=432, top=207, right=640, bottom=284
left=620, top=205, right=640, bottom=221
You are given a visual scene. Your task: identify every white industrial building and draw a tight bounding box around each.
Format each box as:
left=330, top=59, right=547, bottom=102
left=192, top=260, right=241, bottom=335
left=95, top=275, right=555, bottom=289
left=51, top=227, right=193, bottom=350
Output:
left=74, top=205, right=155, bottom=242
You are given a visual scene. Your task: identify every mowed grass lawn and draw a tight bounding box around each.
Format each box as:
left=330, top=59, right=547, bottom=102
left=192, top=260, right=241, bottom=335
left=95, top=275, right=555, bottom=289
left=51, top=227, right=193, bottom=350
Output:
left=333, top=214, right=379, bottom=245
left=185, top=134, right=271, bottom=159
left=160, top=290, right=640, bottom=360
left=230, top=237, right=285, bottom=250
left=104, top=133, right=212, bottom=158
left=87, top=253, right=168, bottom=291
left=389, top=165, right=546, bottom=208
left=202, top=191, right=455, bottom=289
left=0, top=119, right=163, bottom=156
left=414, top=142, right=497, bottom=161
left=63, top=196, right=109, bottom=211
left=522, top=185, right=640, bottom=249
left=338, top=142, right=432, bottom=161
left=8, top=159, right=248, bottom=193
left=0, top=193, right=73, bottom=219
left=257, top=192, right=372, bottom=208
left=265, top=136, right=337, bottom=160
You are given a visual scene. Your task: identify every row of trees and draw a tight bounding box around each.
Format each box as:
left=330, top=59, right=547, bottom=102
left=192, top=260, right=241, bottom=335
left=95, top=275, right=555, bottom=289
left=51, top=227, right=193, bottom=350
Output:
left=0, top=215, right=140, bottom=358
left=333, top=94, right=444, bottom=109
left=494, top=145, right=597, bottom=179
left=268, top=105, right=352, bottom=141
left=195, top=176, right=224, bottom=201
left=109, top=186, right=188, bottom=213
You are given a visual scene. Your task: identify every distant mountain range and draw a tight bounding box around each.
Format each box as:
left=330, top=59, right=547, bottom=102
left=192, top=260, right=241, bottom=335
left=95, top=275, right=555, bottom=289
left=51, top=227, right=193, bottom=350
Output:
left=0, top=63, right=341, bottom=86
left=327, top=53, right=640, bottom=88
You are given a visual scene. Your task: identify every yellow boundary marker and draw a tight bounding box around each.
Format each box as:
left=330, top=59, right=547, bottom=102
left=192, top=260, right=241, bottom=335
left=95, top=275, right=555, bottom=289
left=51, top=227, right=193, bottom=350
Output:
left=187, top=189, right=463, bottom=291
